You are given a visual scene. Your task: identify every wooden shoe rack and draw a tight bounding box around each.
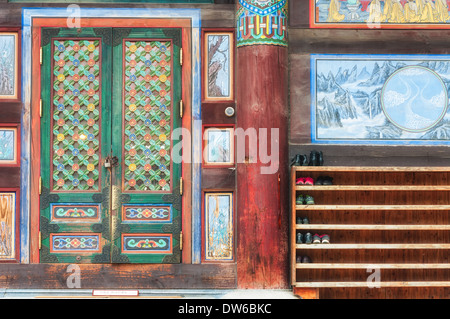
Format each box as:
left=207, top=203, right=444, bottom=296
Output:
left=291, top=166, right=450, bottom=298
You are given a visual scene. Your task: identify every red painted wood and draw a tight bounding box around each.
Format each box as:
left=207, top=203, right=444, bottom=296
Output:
left=236, top=45, right=289, bottom=289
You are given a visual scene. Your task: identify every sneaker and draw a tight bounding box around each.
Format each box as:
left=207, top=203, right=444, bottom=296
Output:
left=302, top=217, right=309, bottom=224
left=304, top=232, right=313, bottom=244
left=313, top=233, right=321, bottom=244
left=304, top=195, right=315, bottom=205
left=296, top=195, right=304, bottom=205
left=296, top=177, right=305, bottom=185
left=296, top=256, right=302, bottom=263
left=304, top=177, right=314, bottom=185
left=296, top=216, right=303, bottom=224
left=296, top=232, right=303, bottom=244
left=301, top=256, right=312, bottom=263
left=321, top=234, right=330, bottom=244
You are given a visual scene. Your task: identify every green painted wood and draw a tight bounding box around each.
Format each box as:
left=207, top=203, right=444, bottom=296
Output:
left=111, top=28, right=182, bottom=263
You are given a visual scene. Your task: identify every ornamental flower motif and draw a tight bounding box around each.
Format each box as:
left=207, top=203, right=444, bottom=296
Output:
left=88, top=59, right=96, bottom=67
left=87, top=44, right=96, bottom=52
left=57, top=104, right=65, bottom=111
left=72, top=43, right=80, bottom=51
left=159, top=179, right=167, bottom=187
left=57, top=89, right=65, bottom=97
left=159, top=74, right=167, bottom=83
left=73, top=74, right=81, bottom=82
left=57, top=119, right=65, bottom=126
left=72, top=119, right=80, bottom=126
left=129, top=119, right=137, bottom=126
left=129, top=104, right=137, bottom=112
left=87, top=103, right=96, bottom=112
left=57, top=179, right=65, bottom=187
left=129, top=149, right=137, bottom=157
left=144, top=164, right=151, bottom=171
left=128, top=179, right=136, bottom=187
left=58, top=44, right=65, bottom=52
left=57, top=59, right=65, bottom=67
left=57, top=164, right=65, bottom=171
left=72, top=164, right=79, bottom=171
left=87, top=73, right=95, bottom=81
left=159, top=119, right=166, bottom=127
left=144, top=45, right=152, bottom=52
left=88, top=89, right=96, bottom=96
left=72, top=179, right=80, bottom=187
left=87, top=118, right=95, bottom=126
left=72, top=149, right=80, bottom=156
left=128, top=163, right=137, bottom=171
left=72, top=104, right=80, bottom=111
left=87, top=179, right=95, bottom=187
left=159, top=134, right=167, bottom=142
left=57, top=148, right=65, bottom=156
left=57, top=134, right=65, bottom=142
left=72, top=59, right=80, bottom=67
left=129, top=74, right=137, bottom=82
left=159, top=149, right=167, bottom=157
left=129, top=44, right=137, bottom=53
left=87, top=164, right=95, bottom=171
left=72, top=134, right=80, bottom=141
left=129, top=60, right=137, bottom=67
left=87, top=148, right=95, bottom=156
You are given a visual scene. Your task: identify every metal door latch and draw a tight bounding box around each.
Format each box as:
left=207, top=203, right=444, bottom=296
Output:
left=104, top=155, right=119, bottom=168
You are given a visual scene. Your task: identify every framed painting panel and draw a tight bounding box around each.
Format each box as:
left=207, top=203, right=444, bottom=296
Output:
left=202, top=30, right=235, bottom=102
left=202, top=191, right=234, bottom=262
left=311, top=54, right=450, bottom=145
left=0, top=30, right=19, bottom=101
left=0, top=124, right=20, bottom=166
left=0, top=189, right=20, bottom=262
left=310, top=0, right=450, bottom=29
left=202, top=125, right=235, bottom=167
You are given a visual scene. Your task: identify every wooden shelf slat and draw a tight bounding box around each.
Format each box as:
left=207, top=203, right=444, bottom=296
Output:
left=294, top=281, right=450, bottom=288
left=295, top=263, right=450, bottom=269
left=295, top=205, right=450, bottom=210
left=295, top=224, right=450, bottom=230
left=295, top=244, right=450, bottom=249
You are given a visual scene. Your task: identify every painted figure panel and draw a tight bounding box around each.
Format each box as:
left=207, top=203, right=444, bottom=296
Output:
left=0, top=193, right=16, bottom=260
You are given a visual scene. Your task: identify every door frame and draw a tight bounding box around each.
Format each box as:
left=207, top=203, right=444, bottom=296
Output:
left=21, top=8, right=202, bottom=264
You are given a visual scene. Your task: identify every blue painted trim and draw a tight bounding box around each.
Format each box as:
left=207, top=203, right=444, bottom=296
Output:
left=21, top=7, right=201, bottom=264
left=121, top=204, right=173, bottom=224
left=310, top=53, right=450, bottom=145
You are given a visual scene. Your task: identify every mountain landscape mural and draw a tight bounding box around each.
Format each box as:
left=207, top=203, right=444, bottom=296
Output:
left=312, top=55, right=450, bottom=144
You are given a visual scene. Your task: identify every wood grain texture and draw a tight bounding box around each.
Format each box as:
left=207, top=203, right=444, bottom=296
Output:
left=236, top=45, right=289, bottom=289
left=0, top=263, right=237, bottom=289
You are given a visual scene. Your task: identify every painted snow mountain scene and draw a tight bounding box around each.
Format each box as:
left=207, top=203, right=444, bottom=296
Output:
left=312, top=55, right=450, bottom=144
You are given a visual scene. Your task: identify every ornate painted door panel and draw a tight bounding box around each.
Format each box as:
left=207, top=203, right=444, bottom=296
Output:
left=40, top=27, right=182, bottom=264
left=110, top=28, right=182, bottom=263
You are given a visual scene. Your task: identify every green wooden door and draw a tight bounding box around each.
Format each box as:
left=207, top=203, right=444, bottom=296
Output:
left=40, top=27, right=182, bottom=264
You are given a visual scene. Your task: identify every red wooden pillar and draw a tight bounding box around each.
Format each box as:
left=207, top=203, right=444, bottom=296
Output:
left=235, top=1, right=289, bottom=288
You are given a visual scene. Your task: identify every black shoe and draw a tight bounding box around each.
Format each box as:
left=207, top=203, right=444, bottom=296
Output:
left=322, top=176, right=333, bottom=185
left=304, top=232, right=313, bottom=244
left=296, top=232, right=303, bottom=244
left=316, top=176, right=324, bottom=185
left=291, top=154, right=308, bottom=167
left=318, top=151, right=324, bottom=166
left=308, top=151, right=317, bottom=166
left=301, top=256, right=312, bottom=263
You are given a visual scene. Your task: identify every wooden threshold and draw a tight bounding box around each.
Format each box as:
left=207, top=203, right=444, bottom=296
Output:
left=295, top=185, right=450, bottom=191
left=295, top=224, right=450, bottom=230
left=295, top=205, right=450, bottom=210
left=294, top=281, right=450, bottom=288
left=292, top=166, right=450, bottom=172
left=295, top=263, right=450, bottom=269
left=296, top=244, right=450, bottom=249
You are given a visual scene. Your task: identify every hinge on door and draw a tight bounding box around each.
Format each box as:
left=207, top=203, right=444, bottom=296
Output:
left=180, top=231, right=183, bottom=251
left=38, top=231, right=42, bottom=250
left=180, top=48, right=183, bottom=66
left=39, top=176, right=42, bottom=195
left=180, top=177, right=183, bottom=196
left=39, top=99, right=43, bottom=118
left=179, top=100, right=183, bottom=118
left=40, top=47, right=43, bottom=65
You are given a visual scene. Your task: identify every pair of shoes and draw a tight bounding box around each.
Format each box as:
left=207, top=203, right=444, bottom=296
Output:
left=313, top=234, right=330, bottom=244
left=296, top=194, right=315, bottom=205
left=308, top=150, right=324, bottom=166
left=296, top=216, right=309, bottom=224
left=290, top=154, right=308, bottom=167
left=297, top=232, right=313, bottom=244
left=296, top=177, right=314, bottom=185
left=316, top=176, right=333, bottom=185
left=296, top=255, right=312, bottom=263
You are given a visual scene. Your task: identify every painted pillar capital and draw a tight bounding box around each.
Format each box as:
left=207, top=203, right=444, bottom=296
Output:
left=236, top=0, right=288, bottom=47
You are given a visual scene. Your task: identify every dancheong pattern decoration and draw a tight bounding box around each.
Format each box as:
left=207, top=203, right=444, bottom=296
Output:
left=51, top=204, right=101, bottom=222
left=123, top=40, right=172, bottom=192
left=51, top=234, right=100, bottom=252
left=52, top=39, right=101, bottom=191
left=122, top=234, right=172, bottom=253
left=236, top=0, right=288, bottom=47
left=122, top=205, right=172, bottom=223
